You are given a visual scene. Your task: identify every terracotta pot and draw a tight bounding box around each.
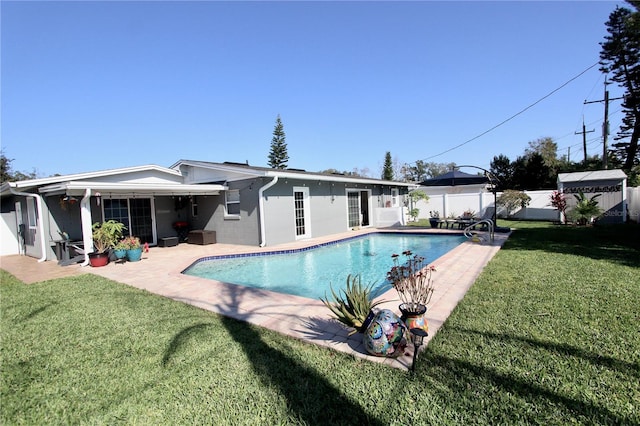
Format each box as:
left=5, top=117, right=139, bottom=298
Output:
left=88, top=252, right=109, bottom=267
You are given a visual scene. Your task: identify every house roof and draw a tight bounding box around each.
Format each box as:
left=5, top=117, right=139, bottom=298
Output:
left=557, top=169, right=627, bottom=184
left=0, top=164, right=225, bottom=197
left=171, top=160, right=416, bottom=187
left=1, top=160, right=414, bottom=198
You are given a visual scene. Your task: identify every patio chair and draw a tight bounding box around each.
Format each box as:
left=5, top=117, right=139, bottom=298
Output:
left=56, top=239, right=86, bottom=266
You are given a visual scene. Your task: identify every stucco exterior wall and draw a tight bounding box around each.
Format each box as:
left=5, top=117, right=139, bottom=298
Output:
left=1, top=196, right=19, bottom=256
left=261, top=179, right=395, bottom=246
left=192, top=182, right=261, bottom=246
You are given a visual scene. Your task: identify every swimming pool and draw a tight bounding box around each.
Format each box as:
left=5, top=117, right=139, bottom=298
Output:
left=183, top=232, right=466, bottom=300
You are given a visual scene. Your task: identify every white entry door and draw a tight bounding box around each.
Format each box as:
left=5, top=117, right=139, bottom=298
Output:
left=293, top=187, right=311, bottom=239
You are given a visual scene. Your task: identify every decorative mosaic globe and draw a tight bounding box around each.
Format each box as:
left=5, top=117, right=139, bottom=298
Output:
left=363, top=309, right=408, bottom=357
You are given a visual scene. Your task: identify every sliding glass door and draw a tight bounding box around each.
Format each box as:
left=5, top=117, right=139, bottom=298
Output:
left=103, top=198, right=156, bottom=245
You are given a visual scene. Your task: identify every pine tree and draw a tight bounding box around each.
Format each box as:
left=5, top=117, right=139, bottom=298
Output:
left=268, top=115, right=289, bottom=169
left=600, top=3, right=640, bottom=171
left=382, top=152, right=394, bottom=180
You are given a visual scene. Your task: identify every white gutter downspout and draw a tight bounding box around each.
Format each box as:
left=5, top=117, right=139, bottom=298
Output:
left=80, top=188, right=93, bottom=266
left=258, top=176, right=278, bottom=247
left=9, top=187, right=47, bottom=262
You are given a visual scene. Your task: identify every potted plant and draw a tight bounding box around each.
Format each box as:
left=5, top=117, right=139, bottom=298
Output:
left=320, top=274, right=386, bottom=335
left=113, top=240, right=128, bottom=261
left=429, top=211, right=440, bottom=228
left=386, top=250, right=436, bottom=334
left=90, top=220, right=126, bottom=267
left=122, top=236, right=143, bottom=262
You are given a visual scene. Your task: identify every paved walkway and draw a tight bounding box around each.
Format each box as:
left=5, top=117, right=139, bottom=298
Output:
left=1, top=227, right=509, bottom=370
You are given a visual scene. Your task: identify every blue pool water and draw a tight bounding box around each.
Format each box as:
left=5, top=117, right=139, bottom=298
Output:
left=183, top=233, right=465, bottom=300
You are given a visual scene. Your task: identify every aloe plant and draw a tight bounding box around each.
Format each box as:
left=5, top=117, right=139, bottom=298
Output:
left=321, top=274, right=385, bottom=335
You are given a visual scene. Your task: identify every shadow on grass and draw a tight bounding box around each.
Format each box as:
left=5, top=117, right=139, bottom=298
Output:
left=450, top=326, right=640, bottom=378
left=163, top=284, right=384, bottom=425
left=161, top=322, right=214, bottom=366
left=20, top=302, right=58, bottom=322
left=219, top=316, right=384, bottom=425
left=502, top=223, right=640, bottom=267
left=419, top=350, right=635, bottom=425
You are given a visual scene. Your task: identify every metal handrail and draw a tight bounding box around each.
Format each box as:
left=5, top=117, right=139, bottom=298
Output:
left=464, top=219, right=494, bottom=242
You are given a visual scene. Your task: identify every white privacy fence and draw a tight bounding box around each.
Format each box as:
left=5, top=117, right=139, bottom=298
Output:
left=412, top=188, right=640, bottom=222
left=628, top=187, right=640, bottom=222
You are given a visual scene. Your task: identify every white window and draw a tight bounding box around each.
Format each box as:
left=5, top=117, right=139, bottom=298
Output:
left=391, top=188, right=399, bottom=207
left=191, top=196, right=198, bottom=217
left=26, top=197, right=37, bottom=228
left=225, top=190, right=240, bottom=217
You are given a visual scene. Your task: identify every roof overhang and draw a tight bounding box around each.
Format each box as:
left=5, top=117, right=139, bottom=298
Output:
left=172, top=159, right=416, bottom=187
left=37, top=181, right=227, bottom=197
left=557, top=169, right=627, bottom=184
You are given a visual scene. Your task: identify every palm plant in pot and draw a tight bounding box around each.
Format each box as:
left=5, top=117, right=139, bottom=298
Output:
left=386, top=250, right=436, bottom=334
left=90, top=220, right=126, bottom=267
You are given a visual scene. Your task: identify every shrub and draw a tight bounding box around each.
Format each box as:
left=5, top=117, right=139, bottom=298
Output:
left=497, top=190, right=531, bottom=217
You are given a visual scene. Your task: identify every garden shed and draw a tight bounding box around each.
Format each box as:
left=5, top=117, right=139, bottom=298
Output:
left=557, top=169, right=627, bottom=224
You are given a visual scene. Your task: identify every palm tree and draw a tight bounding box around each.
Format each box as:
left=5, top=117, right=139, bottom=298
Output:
left=569, top=192, right=602, bottom=225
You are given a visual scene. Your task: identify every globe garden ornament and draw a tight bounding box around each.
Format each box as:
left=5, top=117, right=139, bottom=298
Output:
left=363, top=309, right=407, bottom=357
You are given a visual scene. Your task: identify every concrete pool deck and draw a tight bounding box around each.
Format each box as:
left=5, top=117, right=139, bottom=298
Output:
left=1, top=227, right=509, bottom=370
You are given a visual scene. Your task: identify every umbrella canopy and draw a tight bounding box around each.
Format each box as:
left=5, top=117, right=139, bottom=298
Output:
left=420, top=170, right=489, bottom=186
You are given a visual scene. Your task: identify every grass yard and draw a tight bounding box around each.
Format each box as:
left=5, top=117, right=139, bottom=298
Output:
left=2, top=220, right=639, bottom=425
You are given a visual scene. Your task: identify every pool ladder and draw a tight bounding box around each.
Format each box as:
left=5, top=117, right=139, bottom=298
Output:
left=464, top=219, right=494, bottom=243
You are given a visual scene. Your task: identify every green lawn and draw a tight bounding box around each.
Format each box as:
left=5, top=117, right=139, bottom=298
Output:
left=2, top=221, right=639, bottom=425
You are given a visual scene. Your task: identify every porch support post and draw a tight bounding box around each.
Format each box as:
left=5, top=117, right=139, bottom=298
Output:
left=80, top=188, right=93, bottom=266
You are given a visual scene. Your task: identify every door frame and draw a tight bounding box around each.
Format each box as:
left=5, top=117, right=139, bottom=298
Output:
left=346, top=188, right=372, bottom=229
left=101, top=197, right=158, bottom=245
left=293, top=186, right=311, bottom=240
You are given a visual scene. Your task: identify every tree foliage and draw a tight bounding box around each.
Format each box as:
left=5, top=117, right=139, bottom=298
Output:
left=600, top=2, right=640, bottom=172
left=490, top=154, right=514, bottom=191
left=268, top=115, right=289, bottom=169
left=490, top=139, right=556, bottom=191
left=400, top=161, right=456, bottom=182
left=382, top=152, right=394, bottom=180
left=526, top=137, right=560, bottom=170
left=1, top=150, right=37, bottom=183
left=496, top=190, right=531, bottom=217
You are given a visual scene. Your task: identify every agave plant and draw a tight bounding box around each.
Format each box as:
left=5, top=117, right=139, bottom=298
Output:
left=321, top=274, right=386, bottom=335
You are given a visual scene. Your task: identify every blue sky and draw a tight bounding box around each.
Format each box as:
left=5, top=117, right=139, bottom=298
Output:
left=1, top=1, right=628, bottom=179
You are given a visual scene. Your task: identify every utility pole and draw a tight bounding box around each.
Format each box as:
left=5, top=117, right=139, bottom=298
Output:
left=584, top=76, right=623, bottom=169
left=575, top=117, right=594, bottom=164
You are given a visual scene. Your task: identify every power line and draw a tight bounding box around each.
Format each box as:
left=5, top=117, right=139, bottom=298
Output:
left=416, top=62, right=600, bottom=163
